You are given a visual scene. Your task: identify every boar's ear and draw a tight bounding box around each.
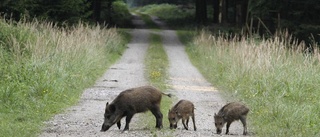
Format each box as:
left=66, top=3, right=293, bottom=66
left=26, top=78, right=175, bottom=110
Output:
left=106, top=102, right=109, bottom=106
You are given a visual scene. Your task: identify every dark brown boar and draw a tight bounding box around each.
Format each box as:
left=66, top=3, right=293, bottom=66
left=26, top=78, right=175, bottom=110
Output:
left=101, top=86, right=171, bottom=132
left=168, top=100, right=196, bottom=131
left=214, top=102, right=249, bottom=135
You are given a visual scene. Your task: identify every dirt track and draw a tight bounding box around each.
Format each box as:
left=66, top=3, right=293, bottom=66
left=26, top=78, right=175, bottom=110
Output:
left=39, top=15, right=248, bottom=137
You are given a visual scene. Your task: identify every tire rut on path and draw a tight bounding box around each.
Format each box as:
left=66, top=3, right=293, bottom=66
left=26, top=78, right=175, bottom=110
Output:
left=152, top=16, right=248, bottom=137
left=39, top=15, right=154, bottom=137
left=160, top=29, right=246, bottom=137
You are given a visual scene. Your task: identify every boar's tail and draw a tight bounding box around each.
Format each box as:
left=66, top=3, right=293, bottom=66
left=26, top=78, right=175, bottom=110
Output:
left=162, top=93, right=172, bottom=98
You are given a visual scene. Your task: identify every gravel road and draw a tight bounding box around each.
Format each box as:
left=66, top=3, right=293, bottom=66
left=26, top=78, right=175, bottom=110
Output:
left=39, top=15, right=249, bottom=137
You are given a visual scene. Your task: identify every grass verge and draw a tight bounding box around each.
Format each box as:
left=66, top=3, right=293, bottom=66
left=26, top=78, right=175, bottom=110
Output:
left=0, top=19, right=127, bottom=137
left=181, top=30, right=320, bottom=137
left=143, top=33, right=173, bottom=135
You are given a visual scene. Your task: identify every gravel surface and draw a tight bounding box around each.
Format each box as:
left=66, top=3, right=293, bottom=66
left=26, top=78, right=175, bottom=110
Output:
left=39, top=15, right=249, bottom=137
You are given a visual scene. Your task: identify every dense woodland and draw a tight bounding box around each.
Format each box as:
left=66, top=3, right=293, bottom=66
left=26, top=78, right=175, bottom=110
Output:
left=1, top=0, right=319, bottom=44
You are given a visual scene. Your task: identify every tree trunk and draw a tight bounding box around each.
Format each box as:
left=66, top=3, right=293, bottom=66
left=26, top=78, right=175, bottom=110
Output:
left=221, top=0, right=227, bottom=23
left=195, top=0, right=207, bottom=24
left=91, top=0, right=101, bottom=22
left=213, top=0, right=219, bottom=23
left=242, top=0, right=248, bottom=24
left=107, top=0, right=113, bottom=25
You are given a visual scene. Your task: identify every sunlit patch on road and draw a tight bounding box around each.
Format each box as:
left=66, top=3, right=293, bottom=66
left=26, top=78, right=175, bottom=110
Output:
left=170, top=85, right=216, bottom=92
left=169, top=77, right=207, bottom=82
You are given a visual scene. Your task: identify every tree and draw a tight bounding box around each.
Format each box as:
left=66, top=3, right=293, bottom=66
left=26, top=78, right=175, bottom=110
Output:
left=0, top=0, right=92, bottom=24
left=91, top=0, right=102, bottom=22
left=212, top=0, right=219, bottom=23
left=248, top=0, right=320, bottom=44
left=0, top=0, right=36, bottom=20
left=195, top=0, right=207, bottom=24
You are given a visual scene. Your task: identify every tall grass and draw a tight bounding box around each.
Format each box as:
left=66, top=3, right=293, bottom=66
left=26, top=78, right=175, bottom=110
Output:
left=0, top=19, right=126, bottom=136
left=184, top=30, right=320, bottom=136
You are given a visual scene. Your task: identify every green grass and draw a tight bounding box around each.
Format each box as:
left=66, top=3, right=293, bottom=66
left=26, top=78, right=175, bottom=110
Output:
left=0, top=19, right=127, bottom=137
left=181, top=30, right=320, bottom=137
left=143, top=33, right=173, bottom=135
left=145, top=33, right=170, bottom=93
left=176, top=30, right=198, bottom=46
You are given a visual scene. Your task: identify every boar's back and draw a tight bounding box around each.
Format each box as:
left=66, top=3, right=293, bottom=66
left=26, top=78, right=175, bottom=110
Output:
left=112, top=86, right=162, bottom=112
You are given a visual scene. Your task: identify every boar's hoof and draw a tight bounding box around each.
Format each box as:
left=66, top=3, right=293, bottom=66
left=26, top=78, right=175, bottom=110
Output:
left=117, top=122, right=121, bottom=129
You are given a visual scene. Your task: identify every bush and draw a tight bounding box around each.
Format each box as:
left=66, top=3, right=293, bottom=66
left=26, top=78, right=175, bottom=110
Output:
left=136, top=4, right=195, bottom=29
left=111, top=1, right=133, bottom=27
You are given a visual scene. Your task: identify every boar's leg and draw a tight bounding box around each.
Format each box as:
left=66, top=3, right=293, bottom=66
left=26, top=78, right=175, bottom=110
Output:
left=117, top=121, right=121, bottom=129
left=182, top=119, right=188, bottom=130
left=186, top=117, right=189, bottom=127
left=150, top=106, right=163, bottom=129
left=192, top=115, right=197, bottom=131
left=225, top=121, right=232, bottom=134
left=240, top=115, right=248, bottom=135
left=123, top=113, right=134, bottom=131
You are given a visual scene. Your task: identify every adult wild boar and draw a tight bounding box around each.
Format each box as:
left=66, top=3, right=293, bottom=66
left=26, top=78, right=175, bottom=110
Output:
left=168, top=100, right=196, bottom=131
left=214, top=102, right=249, bottom=135
left=101, top=86, right=171, bottom=132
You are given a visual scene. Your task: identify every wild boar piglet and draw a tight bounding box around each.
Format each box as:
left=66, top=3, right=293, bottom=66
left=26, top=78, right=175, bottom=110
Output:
left=214, top=102, right=249, bottom=135
left=168, top=100, right=196, bottom=131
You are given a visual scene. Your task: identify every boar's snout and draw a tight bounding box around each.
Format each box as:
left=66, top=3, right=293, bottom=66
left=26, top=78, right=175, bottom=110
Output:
left=216, top=128, right=222, bottom=134
left=101, top=123, right=111, bottom=132
left=170, top=123, right=177, bottom=129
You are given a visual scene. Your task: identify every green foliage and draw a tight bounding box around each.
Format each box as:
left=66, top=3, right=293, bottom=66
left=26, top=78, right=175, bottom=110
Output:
left=135, top=4, right=195, bottom=29
left=139, top=4, right=191, bottom=20
left=117, top=28, right=133, bottom=44
left=248, top=0, right=320, bottom=45
left=176, top=30, right=197, bottom=46
left=183, top=30, right=320, bottom=137
left=136, top=13, right=160, bottom=29
left=248, top=0, right=273, bottom=17
left=0, top=19, right=126, bottom=136
left=0, top=0, right=91, bottom=24
left=0, top=0, right=33, bottom=20
left=125, top=0, right=193, bottom=8
left=55, top=0, right=92, bottom=23
left=110, top=1, right=133, bottom=27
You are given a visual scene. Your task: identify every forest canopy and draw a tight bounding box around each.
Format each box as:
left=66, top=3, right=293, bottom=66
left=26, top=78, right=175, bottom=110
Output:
left=0, top=0, right=319, bottom=44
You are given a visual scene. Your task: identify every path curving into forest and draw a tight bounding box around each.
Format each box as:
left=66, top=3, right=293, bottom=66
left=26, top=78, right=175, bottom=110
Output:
left=39, top=15, right=248, bottom=137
